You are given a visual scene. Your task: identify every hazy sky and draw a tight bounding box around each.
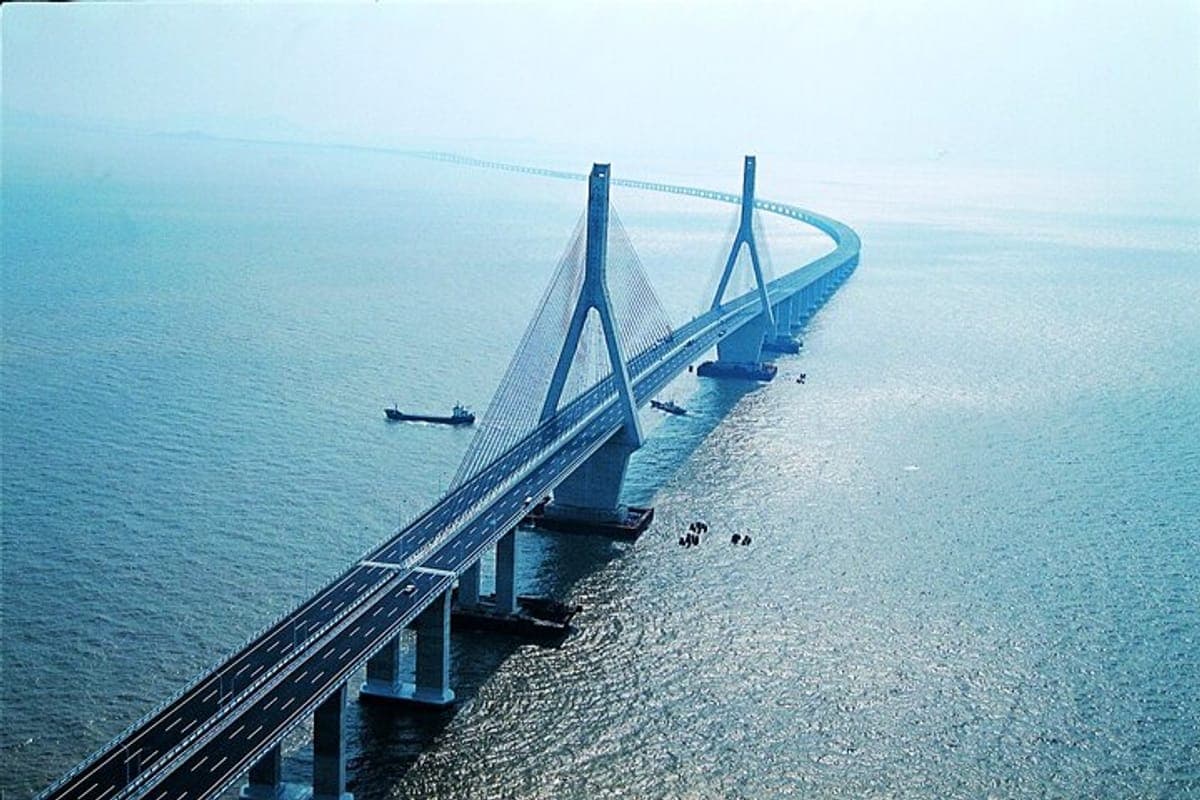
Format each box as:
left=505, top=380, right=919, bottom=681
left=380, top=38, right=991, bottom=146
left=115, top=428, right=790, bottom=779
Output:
left=3, top=1, right=1198, bottom=174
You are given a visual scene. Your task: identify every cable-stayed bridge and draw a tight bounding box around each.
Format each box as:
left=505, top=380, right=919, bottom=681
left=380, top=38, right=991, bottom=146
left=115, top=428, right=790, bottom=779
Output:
left=36, top=156, right=860, bottom=800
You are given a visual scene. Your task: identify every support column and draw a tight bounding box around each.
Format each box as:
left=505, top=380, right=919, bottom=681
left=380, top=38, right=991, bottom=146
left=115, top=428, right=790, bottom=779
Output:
left=789, top=289, right=805, bottom=331
left=411, top=589, right=454, bottom=706
left=359, top=592, right=454, bottom=707
left=458, top=560, right=480, bottom=608
left=494, top=529, right=517, bottom=615
left=358, top=634, right=402, bottom=701
left=248, top=745, right=281, bottom=792
left=763, top=295, right=800, bottom=354
left=313, top=685, right=352, bottom=800
left=774, top=296, right=793, bottom=335
left=241, top=745, right=311, bottom=800
left=697, top=155, right=777, bottom=381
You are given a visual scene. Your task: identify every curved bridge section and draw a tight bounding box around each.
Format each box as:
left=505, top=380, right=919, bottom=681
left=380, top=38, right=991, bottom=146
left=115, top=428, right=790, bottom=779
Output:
left=36, top=155, right=861, bottom=800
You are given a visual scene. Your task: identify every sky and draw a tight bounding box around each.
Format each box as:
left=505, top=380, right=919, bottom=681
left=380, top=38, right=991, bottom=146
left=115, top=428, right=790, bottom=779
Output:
left=2, top=1, right=1198, bottom=176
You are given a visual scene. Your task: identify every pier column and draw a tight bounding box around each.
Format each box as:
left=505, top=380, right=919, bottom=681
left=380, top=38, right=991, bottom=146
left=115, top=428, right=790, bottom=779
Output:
left=410, top=589, right=455, bottom=705
left=241, top=744, right=282, bottom=800
left=241, top=744, right=309, bottom=800
left=697, top=315, right=776, bottom=380
left=494, top=529, right=518, bottom=615
left=313, top=684, right=352, bottom=800
left=359, top=634, right=402, bottom=701
left=773, top=296, right=793, bottom=336
left=359, top=591, right=454, bottom=707
left=762, top=296, right=800, bottom=355
left=458, top=560, right=481, bottom=608
left=542, top=431, right=639, bottom=530
left=789, top=289, right=805, bottom=330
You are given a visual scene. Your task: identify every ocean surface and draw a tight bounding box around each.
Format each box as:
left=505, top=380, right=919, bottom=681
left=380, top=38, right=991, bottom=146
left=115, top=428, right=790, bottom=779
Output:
left=2, top=126, right=1198, bottom=799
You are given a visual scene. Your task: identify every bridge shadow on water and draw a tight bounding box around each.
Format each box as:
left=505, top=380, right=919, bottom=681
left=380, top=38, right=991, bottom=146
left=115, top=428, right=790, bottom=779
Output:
left=342, top=377, right=760, bottom=797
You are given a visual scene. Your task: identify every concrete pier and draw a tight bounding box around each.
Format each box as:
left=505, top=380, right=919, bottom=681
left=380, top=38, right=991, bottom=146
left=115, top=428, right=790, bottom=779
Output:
left=240, top=744, right=310, bottom=800
left=541, top=432, right=639, bottom=529
left=359, top=590, right=455, bottom=708
left=494, top=529, right=518, bottom=615
left=313, top=685, right=352, bottom=800
left=359, top=633, right=403, bottom=701
left=458, top=560, right=481, bottom=608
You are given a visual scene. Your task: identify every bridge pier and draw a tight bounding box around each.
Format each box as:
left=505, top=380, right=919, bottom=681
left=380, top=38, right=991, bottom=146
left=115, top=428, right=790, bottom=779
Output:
left=313, top=685, right=352, bottom=800
left=697, top=315, right=777, bottom=381
left=763, top=295, right=801, bottom=354
left=494, top=528, right=518, bottom=614
left=359, top=590, right=455, bottom=707
left=537, top=432, right=652, bottom=536
left=789, top=288, right=808, bottom=330
left=457, top=560, right=481, bottom=608
left=240, top=744, right=309, bottom=800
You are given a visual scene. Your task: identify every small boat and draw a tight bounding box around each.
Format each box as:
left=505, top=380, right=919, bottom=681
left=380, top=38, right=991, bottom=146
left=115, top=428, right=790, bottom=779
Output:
left=651, top=399, right=686, bottom=416
left=385, top=403, right=475, bottom=426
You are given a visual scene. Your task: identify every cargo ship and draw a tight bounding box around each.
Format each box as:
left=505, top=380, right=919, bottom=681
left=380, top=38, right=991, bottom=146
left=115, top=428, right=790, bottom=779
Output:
left=385, top=403, right=475, bottom=425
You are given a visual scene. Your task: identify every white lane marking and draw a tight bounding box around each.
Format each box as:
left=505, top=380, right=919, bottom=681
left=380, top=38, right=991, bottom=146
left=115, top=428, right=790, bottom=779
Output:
left=251, top=664, right=265, bottom=677
left=231, top=723, right=245, bottom=739
left=263, top=696, right=278, bottom=710
left=201, top=688, right=217, bottom=703
left=349, top=625, right=361, bottom=636
left=79, top=784, right=98, bottom=799
left=267, top=639, right=280, bottom=652
left=295, top=669, right=308, bottom=682
left=164, top=717, right=182, bottom=733
left=249, top=724, right=264, bottom=740
left=180, top=719, right=197, bottom=734
left=372, top=606, right=384, bottom=617
left=387, top=606, right=400, bottom=617
left=312, top=670, right=325, bottom=683
left=235, top=662, right=250, bottom=677
left=190, top=756, right=208, bottom=772
left=281, top=697, right=296, bottom=711
left=211, top=755, right=228, bottom=772
left=339, top=647, right=352, bottom=660
left=95, top=788, right=114, bottom=800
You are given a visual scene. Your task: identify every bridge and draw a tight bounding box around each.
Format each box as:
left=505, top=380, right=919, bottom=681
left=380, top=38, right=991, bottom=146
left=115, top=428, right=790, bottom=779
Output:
left=35, top=155, right=860, bottom=800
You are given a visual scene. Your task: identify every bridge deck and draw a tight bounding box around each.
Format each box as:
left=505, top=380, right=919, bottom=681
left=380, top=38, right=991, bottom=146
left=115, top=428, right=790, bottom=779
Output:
left=39, top=165, right=860, bottom=800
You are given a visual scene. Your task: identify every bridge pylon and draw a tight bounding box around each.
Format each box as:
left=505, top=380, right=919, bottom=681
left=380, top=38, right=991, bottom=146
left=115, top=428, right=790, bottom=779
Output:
left=697, top=156, right=792, bottom=380
left=540, top=164, right=647, bottom=531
